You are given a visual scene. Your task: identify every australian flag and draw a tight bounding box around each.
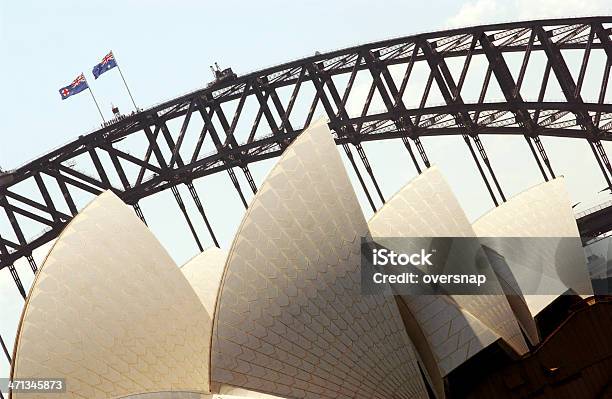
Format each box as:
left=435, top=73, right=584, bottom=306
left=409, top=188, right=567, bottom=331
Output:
left=59, top=73, right=89, bottom=100
left=92, top=51, right=117, bottom=79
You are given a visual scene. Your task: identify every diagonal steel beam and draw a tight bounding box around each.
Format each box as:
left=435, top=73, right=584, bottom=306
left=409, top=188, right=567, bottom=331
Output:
left=53, top=174, right=78, bottom=216
left=1, top=236, right=18, bottom=250
left=96, top=148, right=147, bottom=222
left=534, top=26, right=591, bottom=125
left=340, top=55, right=362, bottom=107
left=259, top=78, right=293, bottom=133
left=208, top=100, right=256, bottom=200
left=305, top=63, right=341, bottom=128
left=0, top=201, right=26, bottom=295
left=479, top=31, right=555, bottom=180
left=160, top=122, right=186, bottom=168
left=104, top=145, right=162, bottom=175
left=0, top=235, right=25, bottom=298
left=144, top=125, right=168, bottom=167
left=171, top=185, right=203, bottom=252
left=105, top=148, right=131, bottom=190
left=33, top=173, right=62, bottom=224
left=3, top=202, right=54, bottom=227
left=251, top=80, right=281, bottom=136
left=420, top=38, right=505, bottom=204
left=191, top=106, right=217, bottom=163
left=0, top=196, right=31, bottom=280
left=454, top=36, right=477, bottom=101
left=397, top=43, right=420, bottom=103
left=186, top=181, right=219, bottom=247
left=281, top=67, right=307, bottom=132
left=0, top=332, right=11, bottom=365
left=536, top=24, right=612, bottom=187
left=136, top=126, right=165, bottom=186
left=593, top=24, right=612, bottom=128
left=86, top=147, right=112, bottom=189
left=211, top=93, right=259, bottom=193
left=247, top=91, right=270, bottom=143
left=57, top=165, right=109, bottom=192
left=169, top=100, right=196, bottom=169
left=310, top=61, right=386, bottom=204
left=4, top=190, right=70, bottom=224
left=363, top=49, right=430, bottom=172
left=342, top=144, right=376, bottom=212
left=225, top=83, right=251, bottom=147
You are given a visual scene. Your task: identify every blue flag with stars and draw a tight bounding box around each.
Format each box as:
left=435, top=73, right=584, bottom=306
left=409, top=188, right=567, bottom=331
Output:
left=92, top=51, right=118, bottom=79
left=59, top=73, right=88, bottom=100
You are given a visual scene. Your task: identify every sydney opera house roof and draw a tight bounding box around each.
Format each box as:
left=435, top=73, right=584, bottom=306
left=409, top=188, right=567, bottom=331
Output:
left=10, top=192, right=211, bottom=398
left=8, top=118, right=595, bottom=399
left=473, top=179, right=594, bottom=315
left=368, top=167, right=529, bottom=393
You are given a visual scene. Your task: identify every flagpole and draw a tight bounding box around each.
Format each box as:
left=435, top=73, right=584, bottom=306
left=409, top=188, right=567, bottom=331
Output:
left=85, top=76, right=105, bottom=122
left=113, top=52, right=138, bottom=111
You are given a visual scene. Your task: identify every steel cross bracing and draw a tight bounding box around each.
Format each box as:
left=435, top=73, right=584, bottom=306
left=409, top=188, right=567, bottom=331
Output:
left=2, top=17, right=612, bottom=289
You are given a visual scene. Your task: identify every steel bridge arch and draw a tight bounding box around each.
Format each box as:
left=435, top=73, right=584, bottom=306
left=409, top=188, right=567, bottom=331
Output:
left=2, top=16, right=612, bottom=298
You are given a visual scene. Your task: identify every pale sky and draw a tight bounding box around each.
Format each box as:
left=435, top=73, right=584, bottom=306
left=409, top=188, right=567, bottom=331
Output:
left=1, top=0, right=612, bottom=382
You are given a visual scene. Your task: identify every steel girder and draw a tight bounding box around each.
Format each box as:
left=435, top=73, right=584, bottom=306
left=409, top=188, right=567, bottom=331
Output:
left=2, top=16, right=612, bottom=277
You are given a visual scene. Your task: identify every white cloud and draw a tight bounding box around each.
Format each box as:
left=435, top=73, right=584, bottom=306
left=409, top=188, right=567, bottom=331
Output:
left=515, top=0, right=612, bottom=20
left=446, top=0, right=505, bottom=28
left=446, top=0, right=612, bottom=28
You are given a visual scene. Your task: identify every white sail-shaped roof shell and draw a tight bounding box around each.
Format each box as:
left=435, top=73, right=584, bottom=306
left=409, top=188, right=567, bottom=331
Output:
left=211, top=118, right=429, bottom=399
left=473, top=178, right=593, bottom=315
left=181, top=249, right=286, bottom=399
left=368, top=167, right=529, bottom=380
left=182, top=247, right=228, bottom=317
left=10, top=192, right=211, bottom=398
